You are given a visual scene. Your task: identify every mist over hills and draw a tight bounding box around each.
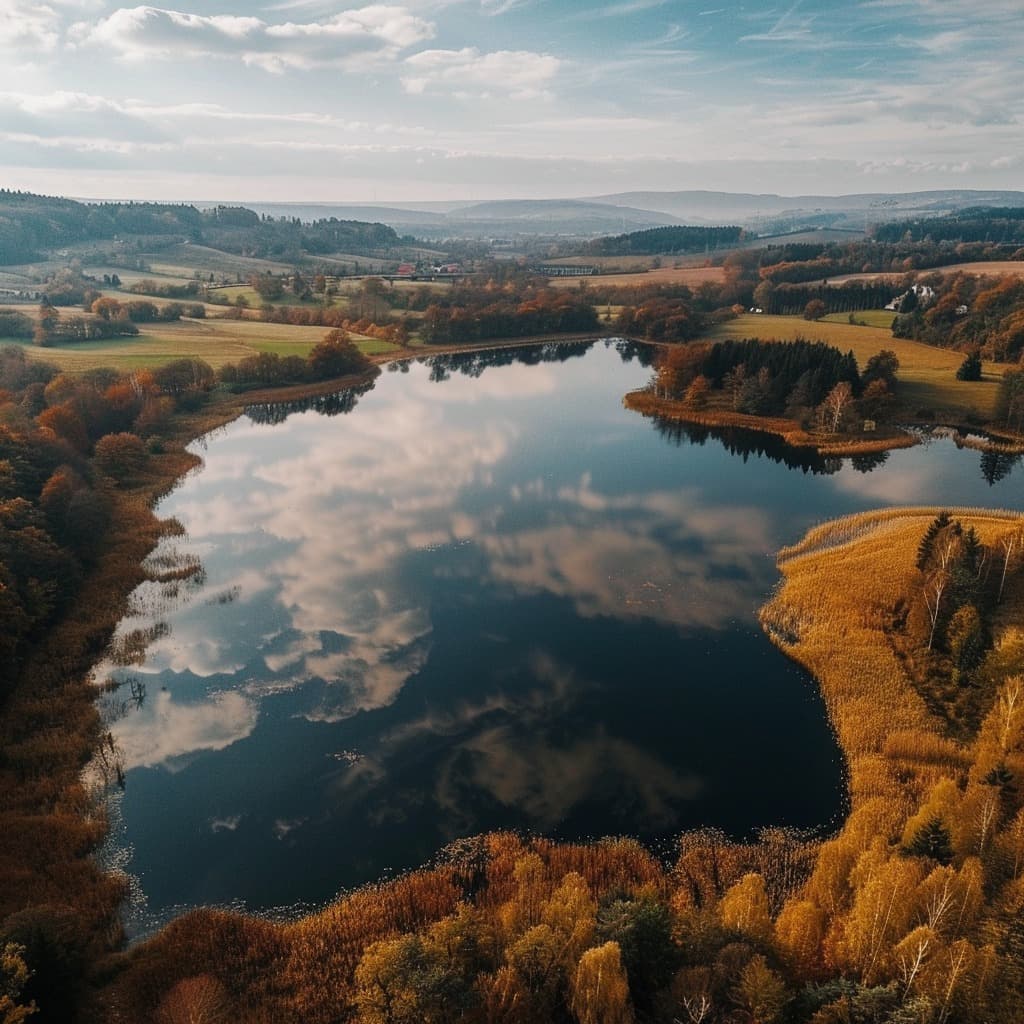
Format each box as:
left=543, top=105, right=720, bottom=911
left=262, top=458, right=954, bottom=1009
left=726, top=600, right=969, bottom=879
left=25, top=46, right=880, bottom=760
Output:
left=590, top=189, right=1024, bottom=227
left=231, top=197, right=683, bottom=239
left=218, top=189, right=1024, bottom=240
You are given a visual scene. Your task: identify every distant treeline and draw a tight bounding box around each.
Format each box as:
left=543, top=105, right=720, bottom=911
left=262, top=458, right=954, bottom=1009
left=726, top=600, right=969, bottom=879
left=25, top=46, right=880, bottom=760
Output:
left=754, top=281, right=897, bottom=316
left=755, top=237, right=1024, bottom=287
left=873, top=207, right=1024, bottom=246
left=585, top=224, right=744, bottom=256
left=0, top=191, right=401, bottom=264
left=420, top=285, right=597, bottom=344
left=614, top=296, right=705, bottom=342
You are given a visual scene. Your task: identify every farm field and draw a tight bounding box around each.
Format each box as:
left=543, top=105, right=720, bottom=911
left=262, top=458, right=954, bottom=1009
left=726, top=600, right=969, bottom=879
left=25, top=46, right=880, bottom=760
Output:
left=548, top=264, right=726, bottom=289
left=826, top=260, right=1024, bottom=286
left=541, top=254, right=712, bottom=271
left=7, top=317, right=398, bottom=372
left=821, top=309, right=896, bottom=328
left=141, top=243, right=295, bottom=278
left=710, top=313, right=1005, bottom=418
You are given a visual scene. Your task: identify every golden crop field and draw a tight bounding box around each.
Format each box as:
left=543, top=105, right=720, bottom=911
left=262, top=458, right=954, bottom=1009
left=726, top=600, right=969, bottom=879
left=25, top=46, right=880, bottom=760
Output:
left=710, top=313, right=1005, bottom=417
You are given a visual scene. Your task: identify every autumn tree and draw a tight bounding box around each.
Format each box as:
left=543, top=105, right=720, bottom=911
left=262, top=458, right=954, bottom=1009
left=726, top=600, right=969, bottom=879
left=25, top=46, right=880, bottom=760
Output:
left=152, top=359, right=215, bottom=397
left=803, top=299, right=827, bottom=321
left=354, top=933, right=466, bottom=1024
left=684, top=374, right=711, bottom=409
left=154, top=974, right=229, bottom=1024
left=540, top=872, right=597, bottom=969
left=654, top=344, right=707, bottom=399
left=33, top=302, right=58, bottom=347
left=733, top=954, right=788, bottom=1024
left=308, top=329, right=370, bottom=381
left=0, top=944, right=35, bottom=1024
left=719, top=874, right=771, bottom=942
left=862, top=349, right=899, bottom=389
left=774, top=899, right=826, bottom=978
left=90, top=296, right=123, bottom=320
left=818, top=381, right=854, bottom=433
left=250, top=274, right=284, bottom=302
left=570, top=943, right=633, bottom=1024
left=859, top=379, right=895, bottom=422
left=94, top=432, right=147, bottom=483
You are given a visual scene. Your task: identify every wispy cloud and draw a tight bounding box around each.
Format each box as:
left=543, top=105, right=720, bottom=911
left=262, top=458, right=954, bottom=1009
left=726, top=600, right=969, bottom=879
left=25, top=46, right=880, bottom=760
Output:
left=594, top=0, right=668, bottom=17
left=402, top=46, right=559, bottom=98
left=72, top=4, right=436, bottom=71
left=739, top=1, right=816, bottom=44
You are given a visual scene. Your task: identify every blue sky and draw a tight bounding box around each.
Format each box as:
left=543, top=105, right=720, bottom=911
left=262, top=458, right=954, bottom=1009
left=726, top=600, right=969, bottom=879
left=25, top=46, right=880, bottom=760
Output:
left=0, top=0, right=1021, bottom=201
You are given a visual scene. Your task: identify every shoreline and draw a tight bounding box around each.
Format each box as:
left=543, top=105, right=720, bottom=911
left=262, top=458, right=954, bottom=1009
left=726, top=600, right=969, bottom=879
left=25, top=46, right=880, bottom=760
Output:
left=623, top=388, right=920, bottom=457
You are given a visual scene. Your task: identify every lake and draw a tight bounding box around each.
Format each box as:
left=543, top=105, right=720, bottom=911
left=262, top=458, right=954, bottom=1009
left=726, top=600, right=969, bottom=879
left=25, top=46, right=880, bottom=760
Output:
left=97, top=340, right=1023, bottom=935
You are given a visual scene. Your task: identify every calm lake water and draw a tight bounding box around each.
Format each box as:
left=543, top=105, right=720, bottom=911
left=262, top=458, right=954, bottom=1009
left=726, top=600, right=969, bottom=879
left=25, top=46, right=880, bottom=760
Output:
left=98, top=340, right=1024, bottom=934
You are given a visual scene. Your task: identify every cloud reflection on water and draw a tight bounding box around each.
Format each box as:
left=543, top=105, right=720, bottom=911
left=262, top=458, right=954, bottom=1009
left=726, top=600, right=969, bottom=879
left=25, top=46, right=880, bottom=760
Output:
left=110, top=359, right=776, bottom=773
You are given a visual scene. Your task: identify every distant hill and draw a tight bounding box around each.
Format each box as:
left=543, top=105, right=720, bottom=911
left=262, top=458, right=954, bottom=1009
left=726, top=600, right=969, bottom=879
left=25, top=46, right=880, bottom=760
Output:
left=447, top=198, right=678, bottom=225
left=588, top=189, right=1024, bottom=231
left=0, top=191, right=401, bottom=265
left=202, top=198, right=681, bottom=240
left=211, top=202, right=450, bottom=227
left=200, top=190, right=1024, bottom=241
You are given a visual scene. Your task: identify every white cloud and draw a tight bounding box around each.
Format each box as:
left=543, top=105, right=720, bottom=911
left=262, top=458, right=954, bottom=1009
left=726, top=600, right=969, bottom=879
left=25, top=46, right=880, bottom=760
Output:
left=0, top=3, right=62, bottom=52
left=402, top=47, right=559, bottom=98
left=73, top=4, right=435, bottom=70
left=117, top=689, right=258, bottom=770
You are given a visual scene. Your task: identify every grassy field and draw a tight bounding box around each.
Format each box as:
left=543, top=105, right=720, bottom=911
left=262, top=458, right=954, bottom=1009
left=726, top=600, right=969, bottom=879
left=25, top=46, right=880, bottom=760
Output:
left=145, top=243, right=295, bottom=278
left=821, top=309, right=896, bottom=328
left=710, top=313, right=1005, bottom=418
left=542, top=254, right=712, bottom=271
left=7, top=318, right=398, bottom=372
left=548, top=265, right=726, bottom=289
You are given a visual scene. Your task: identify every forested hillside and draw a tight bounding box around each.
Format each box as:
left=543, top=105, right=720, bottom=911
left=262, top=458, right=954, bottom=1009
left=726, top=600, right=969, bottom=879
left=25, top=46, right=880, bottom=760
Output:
left=585, top=225, right=745, bottom=256
left=0, top=191, right=402, bottom=265
left=874, top=208, right=1024, bottom=246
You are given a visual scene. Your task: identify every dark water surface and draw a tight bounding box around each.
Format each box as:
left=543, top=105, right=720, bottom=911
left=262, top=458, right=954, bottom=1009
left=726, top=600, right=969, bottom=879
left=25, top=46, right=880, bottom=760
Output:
left=98, top=341, right=1023, bottom=933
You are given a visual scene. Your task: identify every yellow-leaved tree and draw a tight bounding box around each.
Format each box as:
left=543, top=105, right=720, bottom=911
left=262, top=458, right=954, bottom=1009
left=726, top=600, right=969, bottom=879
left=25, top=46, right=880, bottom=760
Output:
left=570, top=942, right=633, bottom=1024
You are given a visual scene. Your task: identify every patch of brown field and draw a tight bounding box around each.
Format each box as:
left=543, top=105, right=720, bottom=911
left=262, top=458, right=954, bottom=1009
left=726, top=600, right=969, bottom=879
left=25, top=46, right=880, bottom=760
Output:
left=624, top=390, right=918, bottom=457
left=548, top=265, right=726, bottom=289
left=825, top=261, right=1024, bottom=286
left=542, top=254, right=713, bottom=271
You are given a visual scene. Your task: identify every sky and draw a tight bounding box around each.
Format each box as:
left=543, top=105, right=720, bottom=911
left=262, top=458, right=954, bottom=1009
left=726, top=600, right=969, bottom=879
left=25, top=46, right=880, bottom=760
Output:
left=0, top=0, right=1021, bottom=202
